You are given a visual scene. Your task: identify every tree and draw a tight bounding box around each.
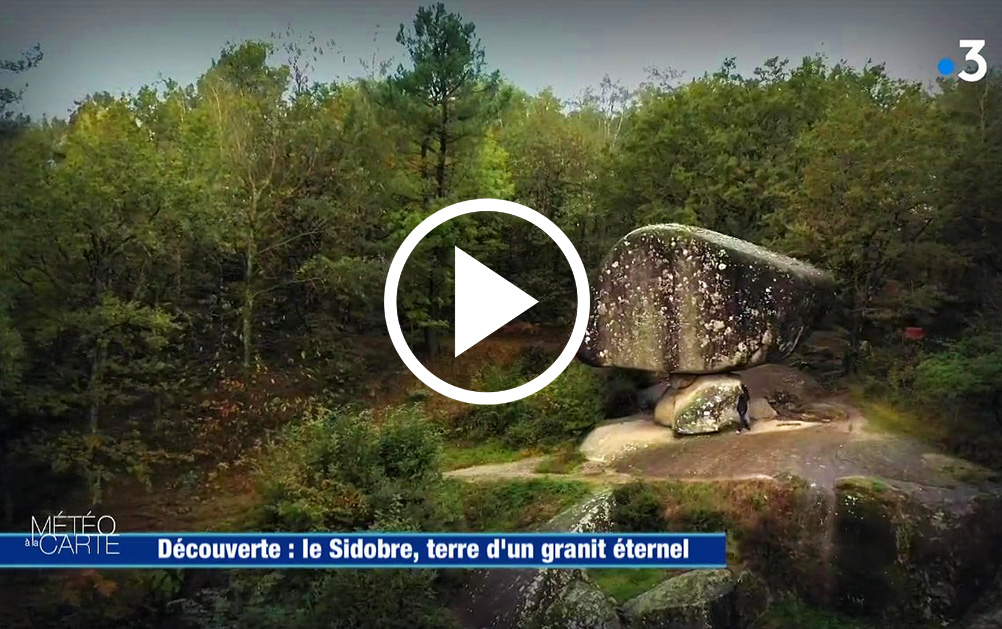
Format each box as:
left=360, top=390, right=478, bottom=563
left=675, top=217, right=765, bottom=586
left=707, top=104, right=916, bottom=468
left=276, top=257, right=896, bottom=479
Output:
left=191, top=41, right=340, bottom=371
left=606, top=56, right=841, bottom=245
left=390, top=3, right=505, bottom=354
left=0, top=97, right=179, bottom=504
left=0, top=43, right=42, bottom=139
left=778, top=73, right=948, bottom=371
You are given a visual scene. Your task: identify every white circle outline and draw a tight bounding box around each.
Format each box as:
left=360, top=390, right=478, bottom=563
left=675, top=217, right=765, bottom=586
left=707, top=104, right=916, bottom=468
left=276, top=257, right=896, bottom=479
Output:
left=384, top=198, right=590, bottom=405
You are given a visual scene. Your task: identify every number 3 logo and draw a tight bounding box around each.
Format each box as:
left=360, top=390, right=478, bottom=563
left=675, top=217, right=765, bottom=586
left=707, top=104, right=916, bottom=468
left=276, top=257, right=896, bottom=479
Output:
left=958, top=40, right=987, bottom=83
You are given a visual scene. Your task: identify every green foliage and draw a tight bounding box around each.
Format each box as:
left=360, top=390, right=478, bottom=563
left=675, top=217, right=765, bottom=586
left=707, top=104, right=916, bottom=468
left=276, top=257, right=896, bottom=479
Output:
left=175, top=569, right=455, bottom=629
left=762, top=595, right=874, bottom=629
left=588, top=568, right=668, bottom=603
left=0, top=44, right=42, bottom=137
left=389, top=2, right=508, bottom=354
left=440, top=440, right=532, bottom=470
left=454, top=360, right=605, bottom=447
left=533, top=446, right=585, bottom=474
left=447, top=478, right=591, bottom=531
left=914, top=331, right=1002, bottom=415
left=610, top=482, right=668, bottom=532
left=256, top=402, right=448, bottom=532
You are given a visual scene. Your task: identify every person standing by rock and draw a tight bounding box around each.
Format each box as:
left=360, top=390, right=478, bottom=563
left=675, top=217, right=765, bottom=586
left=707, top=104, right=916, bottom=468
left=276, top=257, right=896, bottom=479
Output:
left=737, top=384, right=751, bottom=433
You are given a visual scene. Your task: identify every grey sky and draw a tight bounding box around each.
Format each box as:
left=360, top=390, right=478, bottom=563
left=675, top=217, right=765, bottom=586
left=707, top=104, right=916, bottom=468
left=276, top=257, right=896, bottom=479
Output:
left=2, top=0, right=1000, bottom=120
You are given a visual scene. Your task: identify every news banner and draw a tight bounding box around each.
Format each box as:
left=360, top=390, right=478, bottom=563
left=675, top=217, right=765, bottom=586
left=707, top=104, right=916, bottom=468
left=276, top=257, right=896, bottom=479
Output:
left=1, top=513, right=726, bottom=569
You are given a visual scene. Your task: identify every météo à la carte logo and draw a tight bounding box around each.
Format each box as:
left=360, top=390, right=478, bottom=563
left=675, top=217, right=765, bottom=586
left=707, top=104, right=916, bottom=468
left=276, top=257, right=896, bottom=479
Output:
left=29, top=511, right=120, bottom=556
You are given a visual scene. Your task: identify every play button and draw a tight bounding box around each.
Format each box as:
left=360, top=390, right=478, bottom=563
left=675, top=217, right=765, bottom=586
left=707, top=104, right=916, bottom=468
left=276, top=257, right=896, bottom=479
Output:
left=454, top=247, right=538, bottom=357
left=384, top=199, right=590, bottom=405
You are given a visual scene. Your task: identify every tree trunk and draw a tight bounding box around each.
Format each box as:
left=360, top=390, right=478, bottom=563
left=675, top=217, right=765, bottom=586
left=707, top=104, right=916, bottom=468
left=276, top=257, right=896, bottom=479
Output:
left=420, top=139, right=430, bottom=207
left=423, top=100, right=450, bottom=357
left=242, top=238, right=256, bottom=372
left=425, top=269, right=439, bottom=356
left=87, top=338, right=106, bottom=505
left=437, top=101, right=448, bottom=199
left=2, top=487, right=11, bottom=527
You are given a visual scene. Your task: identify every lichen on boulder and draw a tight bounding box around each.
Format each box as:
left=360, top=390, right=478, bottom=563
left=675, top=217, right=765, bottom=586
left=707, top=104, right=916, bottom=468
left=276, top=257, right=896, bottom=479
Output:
left=621, top=568, right=768, bottom=629
left=833, top=475, right=1002, bottom=624
left=531, top=577, right=623, bottom=629
left=653, top=374, right=742, bottom=434
left=579, top=224, right=833, bottom=374
left=621, top=569, right=737, bottom=628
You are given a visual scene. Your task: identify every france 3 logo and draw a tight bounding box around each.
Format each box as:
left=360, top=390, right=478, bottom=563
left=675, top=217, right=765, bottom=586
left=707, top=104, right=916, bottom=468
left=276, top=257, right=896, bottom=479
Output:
left=938, top=40, right=988, bottom=82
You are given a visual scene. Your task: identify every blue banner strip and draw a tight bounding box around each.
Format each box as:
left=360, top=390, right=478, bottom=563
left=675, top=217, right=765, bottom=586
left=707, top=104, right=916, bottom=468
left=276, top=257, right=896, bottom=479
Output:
left=1, top=532, right=727, bottom=569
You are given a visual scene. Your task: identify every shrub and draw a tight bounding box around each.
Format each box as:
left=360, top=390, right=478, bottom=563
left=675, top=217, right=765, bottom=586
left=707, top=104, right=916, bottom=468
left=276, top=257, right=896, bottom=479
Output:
left=610, top=481, right=667, bottom=532
left=529, top=362, right=606, bottom=440
left=255, top=402, right=449, bottom=532
left=175, top=569, right=455, bottom=629
left=377, top=405, right=442, bottom=481
left=448, top=478, right=591, bottom=531
left=177, top=403, right=461, bottom=629
left=455, top=359, right=605, bottom=447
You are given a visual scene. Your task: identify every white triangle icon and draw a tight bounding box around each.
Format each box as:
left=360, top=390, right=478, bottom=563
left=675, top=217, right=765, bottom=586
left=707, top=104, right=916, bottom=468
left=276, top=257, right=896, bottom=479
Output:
left=454, top=247, right=538, bottom=357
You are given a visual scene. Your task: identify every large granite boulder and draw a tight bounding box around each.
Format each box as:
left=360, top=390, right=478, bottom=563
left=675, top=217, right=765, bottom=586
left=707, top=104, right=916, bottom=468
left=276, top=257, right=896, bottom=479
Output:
left=833, top=476, right=1002, bottom=624
left=531, top=577, right=622, bottom=629
left=450, top=491, right=617, bottom=628
left=621, top=569, right=766, bottom=628
left=579, top=224, right=833, bottom=373
left=653, top=375, right=742, bottom=434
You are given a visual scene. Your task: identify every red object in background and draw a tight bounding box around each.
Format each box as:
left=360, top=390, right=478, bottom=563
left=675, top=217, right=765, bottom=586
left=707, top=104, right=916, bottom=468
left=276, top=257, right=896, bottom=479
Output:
left=904, top=327, right=926, bottom=340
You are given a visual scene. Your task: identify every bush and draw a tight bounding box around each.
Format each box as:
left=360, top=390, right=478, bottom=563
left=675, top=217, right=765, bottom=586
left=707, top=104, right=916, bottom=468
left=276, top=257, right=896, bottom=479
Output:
left=449, top=478, right=591, bottom=531
left=176, top=569, right=455, bottom=629
left=610, top=481, right=667, bottom=532
left=454, top=359, right=605, bottom=447
left=255, top=402, right=450, bottom=532
left=168, top=403, right=460, bottom=629
left=378, top=405, right=443, bottom=481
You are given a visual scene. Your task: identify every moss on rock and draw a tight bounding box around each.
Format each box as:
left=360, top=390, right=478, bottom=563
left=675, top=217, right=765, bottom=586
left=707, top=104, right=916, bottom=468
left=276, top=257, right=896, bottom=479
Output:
left=532, top=577, right=623, bottom=629
left=833, top=475, right=1002, bottom=624
left=653, top=374, right=743, bottom=434
left=622, top=569, right=737, bottom=628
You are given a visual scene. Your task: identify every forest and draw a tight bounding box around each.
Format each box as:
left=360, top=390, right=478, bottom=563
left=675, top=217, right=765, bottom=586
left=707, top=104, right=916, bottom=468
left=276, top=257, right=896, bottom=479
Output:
left=1, top=3, right=1001, bottom=628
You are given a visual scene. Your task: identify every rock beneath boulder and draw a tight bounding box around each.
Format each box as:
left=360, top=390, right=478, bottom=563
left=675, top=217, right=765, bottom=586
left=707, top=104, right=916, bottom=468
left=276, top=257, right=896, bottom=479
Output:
left=653, top=375, right=742, bottom=434
left=579, top=224, right=833, bottom=373
left=637, top=381, right=670, bottom=411
left=749, top=397, right=777, bottom=420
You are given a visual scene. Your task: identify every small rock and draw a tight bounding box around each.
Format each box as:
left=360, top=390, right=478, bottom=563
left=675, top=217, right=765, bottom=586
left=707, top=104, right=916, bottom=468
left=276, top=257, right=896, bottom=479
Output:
left=622, top=569, right=737, bottom=628
left=654, top=375, right=742, bottom=434
left=749, top=397, right=777, bottom=420
left=536, top=577, right=623, bottom=629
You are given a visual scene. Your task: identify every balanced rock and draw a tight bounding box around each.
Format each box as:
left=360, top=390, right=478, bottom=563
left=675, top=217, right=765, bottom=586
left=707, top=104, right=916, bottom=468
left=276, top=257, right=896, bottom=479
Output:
left=579, top=224, right=833, bottom=373
left=654, top=375, right=742, bottom=434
